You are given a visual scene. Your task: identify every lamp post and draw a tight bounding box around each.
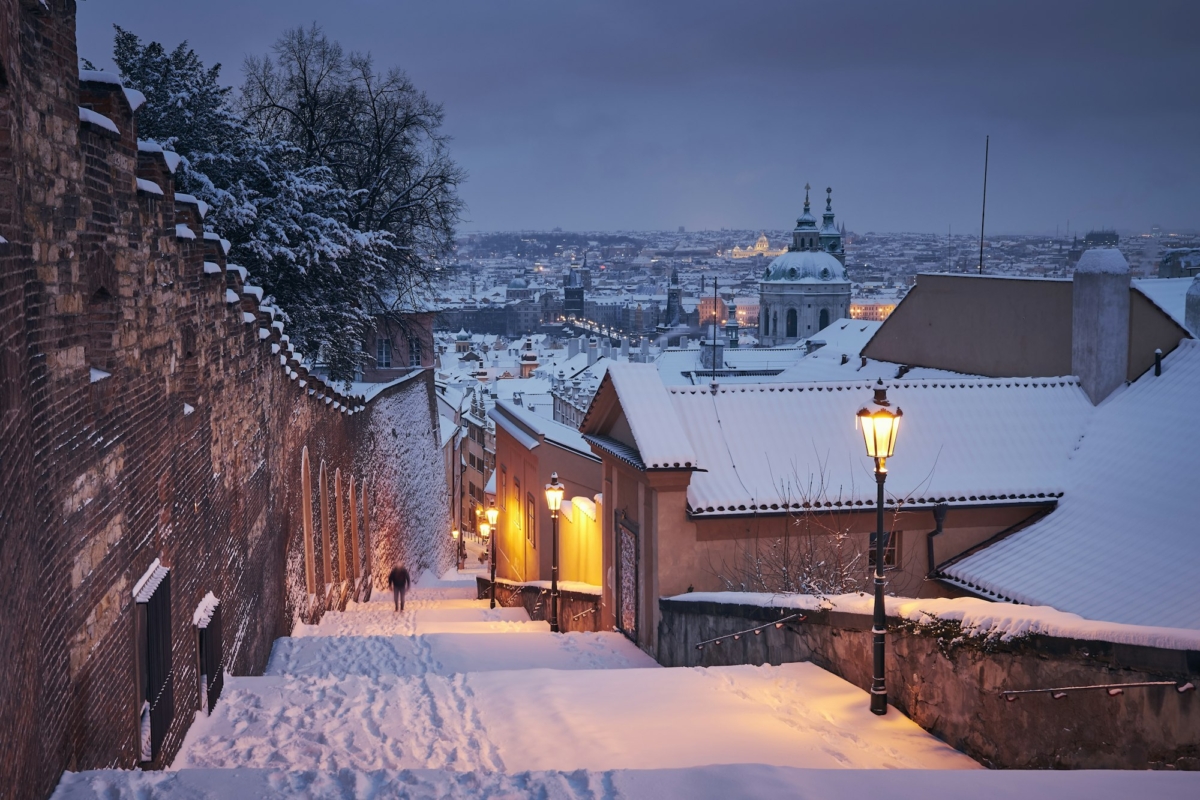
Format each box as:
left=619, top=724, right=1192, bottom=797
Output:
left=544, top=472, right=565, bottom=633
left=452, top=529, right=462, bottom=571
left=856, top=379, right=903, bottom=716
left=486, top=500, right=499, bottom=609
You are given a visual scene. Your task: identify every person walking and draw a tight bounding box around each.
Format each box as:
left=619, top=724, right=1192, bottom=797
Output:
left=388, top=564, right=411, bottom=612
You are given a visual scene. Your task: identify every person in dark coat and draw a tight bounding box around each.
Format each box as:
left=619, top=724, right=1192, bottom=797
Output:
left=388, top=564, right=411, bottom=612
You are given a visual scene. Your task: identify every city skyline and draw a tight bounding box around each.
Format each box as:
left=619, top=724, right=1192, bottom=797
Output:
left=76, top=1, right=1200, bottom=235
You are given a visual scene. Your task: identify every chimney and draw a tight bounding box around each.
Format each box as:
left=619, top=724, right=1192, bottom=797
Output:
left=640, top=338, right=650, bottom=360
left=1072, top=248, right=1130, bottom=404
left=567, top=338, right=579, bottom=359
left=1186, top=275, right=1200, bottom=336
left=681, top=336, right=690, bottom=350
left=600, top=338, right=611, bottom=359
left=621, top=337, right=630, bottom=359
left=587, top=337, right=598, bottom=366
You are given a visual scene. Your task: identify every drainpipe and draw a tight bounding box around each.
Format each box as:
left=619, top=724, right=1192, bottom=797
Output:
left=926, top=503, right=949, bottom=579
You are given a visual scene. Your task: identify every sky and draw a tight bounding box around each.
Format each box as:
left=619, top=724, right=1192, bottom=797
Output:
left=76, top=1, right=1200, bottom=235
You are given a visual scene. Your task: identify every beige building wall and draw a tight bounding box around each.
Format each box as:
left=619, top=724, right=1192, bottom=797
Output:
left=493, top=424, right=602, bottom=585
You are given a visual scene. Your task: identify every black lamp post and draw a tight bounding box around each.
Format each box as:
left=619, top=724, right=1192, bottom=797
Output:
left=486, top=500, right=499, bottom=609
left=544, top=472, right=564, bottom=633
left=857, top=379, right=903, bottom=716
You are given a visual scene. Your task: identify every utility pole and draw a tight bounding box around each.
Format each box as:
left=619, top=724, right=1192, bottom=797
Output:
left=978, top=135, right=989, bottom=275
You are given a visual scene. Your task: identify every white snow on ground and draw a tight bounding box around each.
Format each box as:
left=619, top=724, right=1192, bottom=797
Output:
left=669, top=591, right=1200, bottom=651
left=55, top=570, right=1199, bottom=798
left=51, top=765, right=1200, bottom=800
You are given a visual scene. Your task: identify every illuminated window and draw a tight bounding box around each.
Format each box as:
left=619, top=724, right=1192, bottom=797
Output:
left=526, top=493, right=536, bottom=547
left=514, top=478, right=522, bottom=528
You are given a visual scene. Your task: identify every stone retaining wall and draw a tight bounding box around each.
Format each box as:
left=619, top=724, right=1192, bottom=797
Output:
left=477, top=578, right=602, bottom=633
left=658, top=598, right=1199, bottom=770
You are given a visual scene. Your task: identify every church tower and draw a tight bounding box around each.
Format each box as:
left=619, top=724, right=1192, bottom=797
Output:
left=819, top=187, right=845, bottom=265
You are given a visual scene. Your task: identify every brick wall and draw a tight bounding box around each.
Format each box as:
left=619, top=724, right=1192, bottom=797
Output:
left=0, top=3, right=452, bottom=798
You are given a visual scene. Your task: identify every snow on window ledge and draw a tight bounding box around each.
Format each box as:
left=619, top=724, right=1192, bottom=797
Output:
left=89, top=367, right=111, bottom=383
left=183, top=403, right=195, bottom=416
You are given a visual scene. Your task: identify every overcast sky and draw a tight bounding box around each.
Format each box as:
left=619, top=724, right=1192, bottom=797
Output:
left=77, top=1, right=1199, bottom=234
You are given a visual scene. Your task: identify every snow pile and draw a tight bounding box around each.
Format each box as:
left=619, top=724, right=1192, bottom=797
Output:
left=175, top=223, right=195, bottom=240
left=1074, top=247, right=1128, bottom=275
left=667, top=590, right=1200, bottom=651
left=494, top=576, right=602, bottom=596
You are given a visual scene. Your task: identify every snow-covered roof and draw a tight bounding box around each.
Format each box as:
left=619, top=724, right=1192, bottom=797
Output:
left=942, top=339, right=1200, bottom=631
left=490, top=399, right=598, bottom=460
left=601, top=363, right=698, bottom=469
left=1133, top=277, right=1195, bottom=334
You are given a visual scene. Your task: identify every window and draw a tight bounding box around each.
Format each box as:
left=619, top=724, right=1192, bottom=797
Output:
left=376, top=337, right=392, bottom=368
left=500, top=467, right=507, bottom=510
left=195, top=596, right=223, bottom=715
left=408, top=336, right=422, bottom=366
left=868, top=531, right=899, bottom=570
left=514, top=478, right=522, bottom=528
left=786, top=308, right=798, bottom=338
left=134, top=563, right=172, bottom=763
left=526, top=492, right=536, bottom=547
left=819, top=308, right=830, bottom=330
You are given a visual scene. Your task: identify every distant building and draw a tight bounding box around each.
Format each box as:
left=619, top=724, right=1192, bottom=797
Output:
left=1159, top=248, right=1200, bottom=279
left=758, top=185, right=850, bottom=346
left=731, top=232, right=786, bottom=259
left=361, top=310, right=436, bottom=381
left=849, top=301, right=897, bottom=322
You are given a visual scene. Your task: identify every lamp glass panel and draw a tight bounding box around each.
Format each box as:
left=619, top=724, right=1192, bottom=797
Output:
left=486, top=506, right=498, bottom=526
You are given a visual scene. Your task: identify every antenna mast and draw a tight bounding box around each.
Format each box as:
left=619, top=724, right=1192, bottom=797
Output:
left=978, top=135, right=989, bottom=275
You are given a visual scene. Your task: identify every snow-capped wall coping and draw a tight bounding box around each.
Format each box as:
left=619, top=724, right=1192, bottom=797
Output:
left=78, top=106, right=119, bottom=135
left=123, top=87, right=146, bottom=112
left=226, top=264, right=248, bottom=281
left=135, top=178, right=162, bottom=196
left=203, top=262, right=222, bottom=275
left=1075, top=248, right=1128, bottom=275
left=137, top=139, right=181, bottom=173
left=133, top=558, right=169, bottom=602
left=665, top=591, right=1200, bottom=652
left=202, top=231, right=232, bottom=254
left=175, top=223, right=196, bottom=240
left=174, top=192, right=210, bottom=218
left=79, top=68, right=121, bottom=85
left=192, top=591, right=219, bottom=628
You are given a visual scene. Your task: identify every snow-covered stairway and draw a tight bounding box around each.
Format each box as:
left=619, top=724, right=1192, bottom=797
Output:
left=53, top=568, right=1200, bottom=798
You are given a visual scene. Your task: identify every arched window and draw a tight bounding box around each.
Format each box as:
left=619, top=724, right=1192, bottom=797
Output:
left=762, top=306, right=769, bottom=335
left=772, top=311, right=778, bottom=336
left=786, top=309, right=798, bottom=338
left=819, top=308, right=830, bottom=330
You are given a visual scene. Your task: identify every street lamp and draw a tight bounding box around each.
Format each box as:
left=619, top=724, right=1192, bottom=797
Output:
left=856, top=379, right=902, bottom=715
left=544, top=472, right=565, bottom=633
left=452, top=529, right=462, bottom=571
left=486, top=500, right=499, bottom=609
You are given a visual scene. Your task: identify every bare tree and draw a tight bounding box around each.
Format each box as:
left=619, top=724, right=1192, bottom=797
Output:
left=705, top=449, right=935, bottom=598
left=241, top=24, right=465, bottom=334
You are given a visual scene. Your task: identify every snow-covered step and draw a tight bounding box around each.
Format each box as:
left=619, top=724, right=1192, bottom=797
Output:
left=52, top=764, right=1200, bottom=800
left=295, top=604, right=545, bottom=637
left=173, top=663, right=978, bottom=774
left=266, top=631, right=658, bottom=678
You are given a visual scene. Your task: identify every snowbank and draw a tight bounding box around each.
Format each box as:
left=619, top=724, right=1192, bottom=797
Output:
left=666, top=591, right=1200, bottom=651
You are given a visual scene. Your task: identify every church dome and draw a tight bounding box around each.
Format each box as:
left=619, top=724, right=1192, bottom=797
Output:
left=763, top=250, right=847, bottom=283
left=507, top=277, right=529, bottom=289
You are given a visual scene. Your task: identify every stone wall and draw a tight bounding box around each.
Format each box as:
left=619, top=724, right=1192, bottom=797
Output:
left=0, top=3, right=451, bottom=797
left=658, top=598, right=1200, bottom=770
left=477, top=577, right=603, bottom=633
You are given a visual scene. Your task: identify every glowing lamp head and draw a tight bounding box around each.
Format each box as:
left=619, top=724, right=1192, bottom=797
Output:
left=479, top=522, right=491, bottom=540
left=545, top=472, right=565, bottom=513
left=857, top=380, right=902, bottom=461
left=451, top=529, right=459, bottom=540
left=486, top=501, right=498, bottom=527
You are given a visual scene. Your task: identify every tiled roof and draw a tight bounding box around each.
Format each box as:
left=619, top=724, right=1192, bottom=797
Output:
left=583, top=434, right=646, bottom=471
left=665, top=376, right=1091, bottom=516
left=942, top=340, right=1200, bottom=630
left=606, top=363, right=698, bottom=469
